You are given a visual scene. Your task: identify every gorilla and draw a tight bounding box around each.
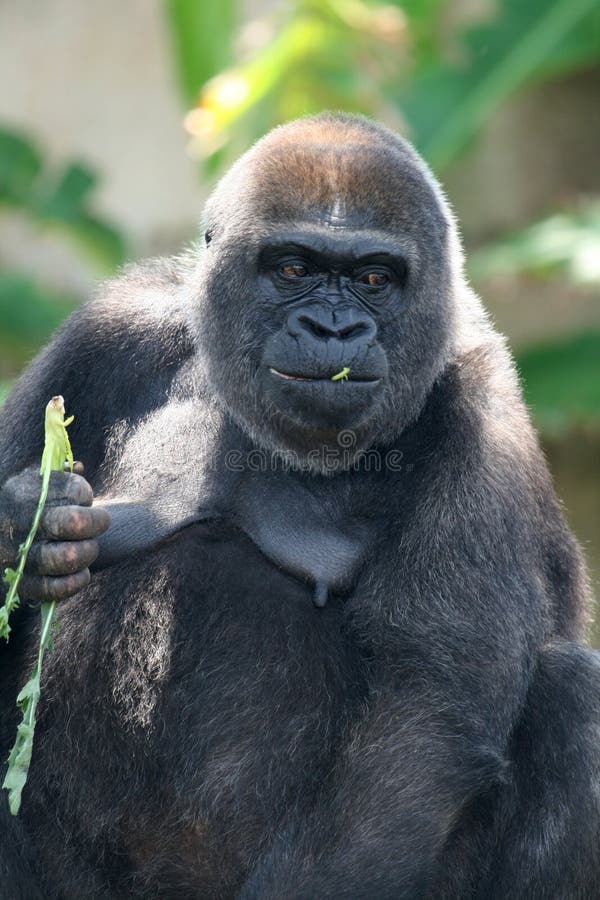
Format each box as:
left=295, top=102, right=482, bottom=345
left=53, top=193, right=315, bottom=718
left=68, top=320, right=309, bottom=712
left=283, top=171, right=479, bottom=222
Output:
left=0, top=113, right=599, bottom=899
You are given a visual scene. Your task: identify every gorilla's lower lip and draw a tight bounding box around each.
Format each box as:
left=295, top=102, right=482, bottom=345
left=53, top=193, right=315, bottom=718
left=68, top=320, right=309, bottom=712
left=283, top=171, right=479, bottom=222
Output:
left=268, top=367, right=381, bottom=384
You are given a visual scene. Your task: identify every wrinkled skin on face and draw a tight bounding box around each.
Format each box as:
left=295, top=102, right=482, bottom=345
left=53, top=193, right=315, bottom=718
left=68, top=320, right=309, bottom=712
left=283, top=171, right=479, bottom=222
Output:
left=197, top=115, right=456, bottom=468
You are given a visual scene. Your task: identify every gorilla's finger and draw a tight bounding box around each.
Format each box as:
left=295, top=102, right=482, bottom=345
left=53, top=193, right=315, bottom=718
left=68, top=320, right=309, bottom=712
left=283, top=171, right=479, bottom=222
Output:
left=0, top=533, right=16, bottom=569
left=65, top=460, right=85, bottom=476
left=19, top=568, right=91, bottom=602
left=26, top=539, right=100, bottom=576
left=40, top=505, right=111, bottom=541
left=46, top=471, right=93, bottom=507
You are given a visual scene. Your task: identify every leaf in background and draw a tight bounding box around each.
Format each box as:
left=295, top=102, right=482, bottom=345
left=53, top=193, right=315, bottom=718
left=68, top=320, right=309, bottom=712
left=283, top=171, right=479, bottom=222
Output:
left=52, top=215, right=127, bottom=272
left=393, top=0, right=446, bottom=66
left=0, top=273, right=78, bottom=371
left=0, top=129, right=42, bottom=205
left=168, top=0, right=600, bottom=174
left=0, top=129, right=126, bottom=271
left=517, top=331, right=600, bottom=430
left=0, top=382, right=12, bottom=406
left=34, top=163, right=126, bottom=270
left=470, top=204, right=600, bottom=285
left=189, top=16, right=330, bottom=143
left=164, top=0, right=237, bottom=104
left=397, top=0, right=600, bottom=170
left=183, top=0, right=408, bottom=162
left=37, top=162, right=97, bottom=220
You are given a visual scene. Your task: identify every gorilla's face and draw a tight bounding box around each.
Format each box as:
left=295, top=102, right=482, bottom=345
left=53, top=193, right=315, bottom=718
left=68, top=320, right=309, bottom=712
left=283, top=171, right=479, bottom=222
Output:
left=198, top=115, right=456, bottom=469
left=258, top=226, right=394, bottom=431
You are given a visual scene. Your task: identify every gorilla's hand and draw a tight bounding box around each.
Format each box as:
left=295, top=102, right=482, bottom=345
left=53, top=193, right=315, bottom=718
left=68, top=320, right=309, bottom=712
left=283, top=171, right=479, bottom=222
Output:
left=0, top=465, right=110, bottom=601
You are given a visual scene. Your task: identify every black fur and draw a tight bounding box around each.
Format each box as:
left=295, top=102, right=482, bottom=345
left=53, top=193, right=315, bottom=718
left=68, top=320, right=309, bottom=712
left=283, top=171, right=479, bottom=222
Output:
left=0, top=113, right=598, bottom=899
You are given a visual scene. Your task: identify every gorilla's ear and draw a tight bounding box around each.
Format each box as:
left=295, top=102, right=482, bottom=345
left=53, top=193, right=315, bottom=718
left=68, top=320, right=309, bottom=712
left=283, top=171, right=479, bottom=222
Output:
left=204, top=228, right=214, bottom=247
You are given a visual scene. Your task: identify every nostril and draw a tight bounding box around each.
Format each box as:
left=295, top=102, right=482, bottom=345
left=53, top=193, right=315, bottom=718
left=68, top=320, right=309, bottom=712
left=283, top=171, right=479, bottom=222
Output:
left=312, top=322, right=334, bottom=339
left=292, top=311, right=376, bottom=342
left=299, top=315, right=336, bottom=340
left=338, top=322, right=368, bottom=341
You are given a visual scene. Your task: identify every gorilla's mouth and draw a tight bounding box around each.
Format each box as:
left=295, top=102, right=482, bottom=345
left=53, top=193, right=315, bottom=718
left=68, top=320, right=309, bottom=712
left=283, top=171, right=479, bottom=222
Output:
left=268, top=367, right=381, bottom=384
left=262, top=346, right=388, bottom=433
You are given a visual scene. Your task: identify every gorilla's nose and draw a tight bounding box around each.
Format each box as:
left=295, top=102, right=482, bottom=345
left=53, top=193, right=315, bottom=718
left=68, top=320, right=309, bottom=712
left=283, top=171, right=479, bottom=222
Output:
left=287, top=307, right=376, bottom=344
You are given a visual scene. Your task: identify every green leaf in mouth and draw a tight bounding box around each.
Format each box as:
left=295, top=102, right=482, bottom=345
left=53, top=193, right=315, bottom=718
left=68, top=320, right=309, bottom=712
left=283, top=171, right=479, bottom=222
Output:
left=331, top=367, right=350, bottom=382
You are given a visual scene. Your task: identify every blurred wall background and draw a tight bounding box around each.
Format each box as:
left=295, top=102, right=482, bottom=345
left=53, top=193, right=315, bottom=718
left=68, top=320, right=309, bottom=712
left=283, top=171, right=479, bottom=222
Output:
left=0, top=0, right=599, bottom=633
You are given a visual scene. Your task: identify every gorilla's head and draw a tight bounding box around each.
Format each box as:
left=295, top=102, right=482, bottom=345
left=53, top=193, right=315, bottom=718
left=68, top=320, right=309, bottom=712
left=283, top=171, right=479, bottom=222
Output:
left=197, top=113, right=466, bottom=470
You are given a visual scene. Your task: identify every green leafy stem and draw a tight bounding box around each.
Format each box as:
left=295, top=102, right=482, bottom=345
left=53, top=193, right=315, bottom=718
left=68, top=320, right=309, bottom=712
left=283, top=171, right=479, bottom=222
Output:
left=331, top=366, right=350, bottom=382
left=1, top=396, right=74, bottom=814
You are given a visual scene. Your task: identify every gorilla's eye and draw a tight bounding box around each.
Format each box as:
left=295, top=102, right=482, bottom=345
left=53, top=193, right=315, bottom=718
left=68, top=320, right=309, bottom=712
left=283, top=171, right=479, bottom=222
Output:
left=280, top=263, right=309, bottom=278
left=358, top=271, right=389, bottom=287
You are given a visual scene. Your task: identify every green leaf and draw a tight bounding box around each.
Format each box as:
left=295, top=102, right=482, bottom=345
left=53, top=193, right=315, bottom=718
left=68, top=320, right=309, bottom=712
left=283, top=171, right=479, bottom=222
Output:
left=0, top=127, right=126, bottom=271
left=35, top=163, right=126, bottom=270
left=40, top=396, right=74, bottom=476
left=0, top=381, right=12, bottom=406
left=0, top=272, right=78, bottom=372
left=184, top=0, right=408, bottom=164
left=0, top=272, right=77, bottom=342
left=399, top=0, right=600, bottom=170
left=469, top=204, right=600, bottom=285
left=51, top=215, right=127, bottom=271
left=3, top=598, right=59, bottom=814
left=38, top=162, right=97, bottom=220
left=2, top=399, right=74, bottom=812
left=393, top=0, right=446, bottom=65
left=164, top=0, right=237, bottom=103
left=517, top=331, right=600, bottom=430
left=0, top=128, right=42, bottom=204
left=16, top=676, right=41, bottom=704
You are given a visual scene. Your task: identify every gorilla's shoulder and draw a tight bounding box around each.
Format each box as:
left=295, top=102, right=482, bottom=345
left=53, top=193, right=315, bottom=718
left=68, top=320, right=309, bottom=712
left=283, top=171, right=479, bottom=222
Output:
left=441, top=335, right=524, bottom=421
left=74, top=254, right=198, bottom=368
left=424, top=335, right=540, bottom=472
left=0, top=254, right=202, bottom=481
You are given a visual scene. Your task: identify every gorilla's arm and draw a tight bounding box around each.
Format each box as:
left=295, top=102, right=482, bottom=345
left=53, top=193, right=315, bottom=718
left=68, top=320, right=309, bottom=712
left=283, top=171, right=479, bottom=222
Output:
left=243, top=647, right=600, bottom=900
left=0, top=260, right=197, bottom=596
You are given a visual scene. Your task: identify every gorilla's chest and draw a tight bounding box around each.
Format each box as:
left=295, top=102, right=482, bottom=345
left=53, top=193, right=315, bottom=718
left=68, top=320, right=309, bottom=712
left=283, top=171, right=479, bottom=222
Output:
left=11, top=526, right=367, bottom=898
left=39, top=461, right=383, bottom=895
left=230, top=468, right=375, bottom=607
left=119, top=526, right=367, bottom=891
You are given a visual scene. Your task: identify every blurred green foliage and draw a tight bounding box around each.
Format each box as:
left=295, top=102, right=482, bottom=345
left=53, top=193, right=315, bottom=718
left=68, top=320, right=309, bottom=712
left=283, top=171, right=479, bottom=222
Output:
left=470, top=204, right=600, bottom=285
left=165, top=0, right=236, bottom=104
left=401, top=0, right=600, bottom=169
left=470, top=207, right=600, bottom=431
left=0, top=128, right=127, bottom=378
left=173, top=0, right=600, bottom=171
left=517, top=332, right=600, bottom=430
left=0, top=273, right=77, bottom=373
left=0, top=129, right=126, bottom=270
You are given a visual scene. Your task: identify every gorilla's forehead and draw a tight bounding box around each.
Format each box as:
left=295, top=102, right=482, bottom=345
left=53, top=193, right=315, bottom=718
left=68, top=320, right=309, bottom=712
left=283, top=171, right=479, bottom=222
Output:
left=245, top=139, right=447, bottom=238
left=206, top=117, right=451, bottom=257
